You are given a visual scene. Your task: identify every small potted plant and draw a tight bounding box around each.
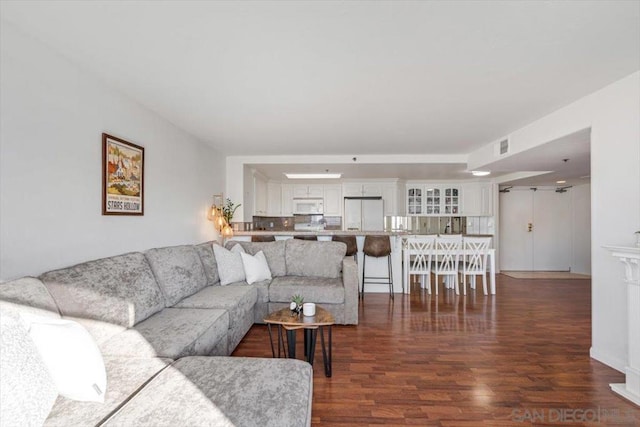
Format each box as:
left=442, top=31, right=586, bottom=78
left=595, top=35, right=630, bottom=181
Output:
left=290, top=294, right=304, bottom=316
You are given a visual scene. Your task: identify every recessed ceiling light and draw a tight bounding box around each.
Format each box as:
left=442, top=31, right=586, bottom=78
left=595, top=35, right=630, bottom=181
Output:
left=284, top=173, right=342, bottom=179
left=471, top=171, right=491, bottom=177
left=556, top=180, right=566, bottom=184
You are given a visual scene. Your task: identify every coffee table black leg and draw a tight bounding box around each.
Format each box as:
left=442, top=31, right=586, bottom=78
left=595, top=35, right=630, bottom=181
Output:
left=278, top=326, right=286, bottom=358
left=320, top=325, right=332, bottom=377
left=267, top=324, right=276, bottom=358
left=304, top=329, right=318, bottom=365
left=286, top=329, right=296, bottom=359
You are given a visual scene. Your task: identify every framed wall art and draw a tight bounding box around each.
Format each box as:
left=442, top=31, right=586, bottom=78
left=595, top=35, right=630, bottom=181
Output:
left=102, top=133, right=144, bottom=215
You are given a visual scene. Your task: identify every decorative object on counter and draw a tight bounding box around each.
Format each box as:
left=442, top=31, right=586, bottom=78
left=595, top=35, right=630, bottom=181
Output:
left=290, top=294, right=304, bottom=316
left=222, top=198, right=241, bottom=223
left=207, top=194, right=233, bottom=239
left=636, top=231, right=640, bottom=248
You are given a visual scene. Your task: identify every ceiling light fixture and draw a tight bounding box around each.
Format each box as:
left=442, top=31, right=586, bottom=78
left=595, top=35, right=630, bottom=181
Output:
left=471, top=171, right=491, bottom=177
left=284, top=173, right=342, bottom=179
left=556, top=180, right=566, bottom=184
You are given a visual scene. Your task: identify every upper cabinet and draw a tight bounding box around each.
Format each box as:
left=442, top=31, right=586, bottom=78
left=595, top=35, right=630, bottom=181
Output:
left=266, top=182, right=282, bottom=216
left=406, top=184, right=461, bottom=216
left=323, top=184, right=342, bottom=216
left=293, top=184, right=323, bottom=198
left=342, top=182, right=383, bottom=197
left=281, top=184, right=293, bottom=216
left=461, top=182, right=493, bottom=216
left=382, top=181, right=405, bottom=216
left=253, top=174, right=268, bottom=216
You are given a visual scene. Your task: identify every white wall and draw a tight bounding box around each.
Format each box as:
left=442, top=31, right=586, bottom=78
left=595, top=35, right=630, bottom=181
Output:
left=469, top=71, right=640, bottom=372
left=571, top=184, right=591, bottom=275
left=0, top=23, right=224, bottom=280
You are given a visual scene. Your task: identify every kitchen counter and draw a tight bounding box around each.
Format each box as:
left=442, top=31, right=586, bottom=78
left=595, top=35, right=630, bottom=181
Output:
left=233, top=230, right=493, bottom=238
left=228, top=231, right=494, bottom=295
left=233, top=230, right=407, bottom=236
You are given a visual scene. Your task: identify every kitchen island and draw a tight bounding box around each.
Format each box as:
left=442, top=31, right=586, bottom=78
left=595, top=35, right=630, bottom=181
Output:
left=230, top=231, right=496, bottom=295
left=231, top=231, right=407, bottom=295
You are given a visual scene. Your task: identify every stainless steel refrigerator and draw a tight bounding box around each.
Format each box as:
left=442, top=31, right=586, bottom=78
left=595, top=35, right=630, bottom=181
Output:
left=343, top=197, right=384, bottom=231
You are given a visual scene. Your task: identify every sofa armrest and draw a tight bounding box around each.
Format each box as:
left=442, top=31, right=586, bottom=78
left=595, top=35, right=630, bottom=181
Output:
left=342, top=256, right=359, bottom=325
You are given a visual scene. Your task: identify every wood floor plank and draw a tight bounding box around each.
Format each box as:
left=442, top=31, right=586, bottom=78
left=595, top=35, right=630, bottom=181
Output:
left=233, top=274, right=640, bottom=425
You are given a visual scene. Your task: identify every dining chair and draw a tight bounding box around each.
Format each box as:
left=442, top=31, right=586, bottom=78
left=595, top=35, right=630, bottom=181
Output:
left=433, top=235, right=462, bottom=295
left=403, top=235, right=436, bottom=294
left=459, top=236, right=491, bottom=295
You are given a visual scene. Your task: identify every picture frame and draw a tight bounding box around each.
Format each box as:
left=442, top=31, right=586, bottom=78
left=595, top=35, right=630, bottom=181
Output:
left=102, top=133, right=144, bottom=215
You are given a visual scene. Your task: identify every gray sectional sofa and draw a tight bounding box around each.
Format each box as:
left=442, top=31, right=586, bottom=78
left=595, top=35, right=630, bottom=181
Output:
left=0, top=238, right=358, bottom=426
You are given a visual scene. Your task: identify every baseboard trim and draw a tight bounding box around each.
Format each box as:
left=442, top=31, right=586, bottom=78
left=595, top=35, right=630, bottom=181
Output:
left=590, top=346, right=626, bottom=373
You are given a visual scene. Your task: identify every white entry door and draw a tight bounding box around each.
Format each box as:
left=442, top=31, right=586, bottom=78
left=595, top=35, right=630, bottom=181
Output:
left=499, top=188, right=571, bottom=271
left=500, top=189, right=533, bottom=270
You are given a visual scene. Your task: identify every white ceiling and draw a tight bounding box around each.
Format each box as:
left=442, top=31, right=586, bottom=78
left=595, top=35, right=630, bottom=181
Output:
left=2, top=1, right=638, bottom=183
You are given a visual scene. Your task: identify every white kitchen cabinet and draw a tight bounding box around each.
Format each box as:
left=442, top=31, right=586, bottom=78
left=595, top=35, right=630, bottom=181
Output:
left=461, top=182, right=493, bottom=216
left=382, top=182, right=404, bottom=216
left=281, top=184, right=293, bottom=216
left=442, top=186, right=461, bottom=215
left=406, top=183, right=462, bottom=216
left=253, top=175, right=268, bottom=216
left=342, top=182, right=383, bottom=197
left=267, top=182, right=281, bottom=216
left=323, top=184, right=342, bottom=216
left=293, top=184, right=323, bottom=198
left=407, top=185, right=424, bottom=215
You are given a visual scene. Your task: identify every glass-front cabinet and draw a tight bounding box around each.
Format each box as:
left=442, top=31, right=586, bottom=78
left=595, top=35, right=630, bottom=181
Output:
left=406, top=184, right=461, bottom=216
left=425, top=187, right=441, bottom=214
left=407, top=186, right=423, bottom=215
left=443, top=187, right=460, bottom=214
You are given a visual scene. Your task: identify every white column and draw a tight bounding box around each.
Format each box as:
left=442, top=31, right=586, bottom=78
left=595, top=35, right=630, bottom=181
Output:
left=604, top=245, right=640, bottom=406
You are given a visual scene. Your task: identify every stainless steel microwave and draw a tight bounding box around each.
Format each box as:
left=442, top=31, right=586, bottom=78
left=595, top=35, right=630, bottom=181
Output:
left=292, top=198, right=324, bottom=215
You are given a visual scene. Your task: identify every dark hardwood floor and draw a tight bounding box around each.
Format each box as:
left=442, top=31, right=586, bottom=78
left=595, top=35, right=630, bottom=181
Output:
left=232, top=275, right=640, bottom=426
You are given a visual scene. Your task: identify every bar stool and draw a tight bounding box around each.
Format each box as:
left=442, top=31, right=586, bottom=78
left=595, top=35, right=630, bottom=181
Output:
left=294, top=235, right=317, bottom=241
left=252, top=235, right=275, bottom=242
left=331, top=235, right=358, bottom=262
left=362, top=235, right=393, bottom=299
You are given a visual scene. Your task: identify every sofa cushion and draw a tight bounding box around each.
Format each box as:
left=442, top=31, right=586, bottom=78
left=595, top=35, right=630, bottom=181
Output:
left=230, top=279, right=270, bottom=303
left=174, top=285, right=257, bottom=316
left=29, top=317, right=107, bottom=403
left=102, top=356, right=313, bottom=427
left=0, top=277, right=60, bottom=319
left=45, top=356, right=171, bottom=427
left=226, top=240, right=286, bottom=277
left=100, top=308, right=229, bottom=359
left=145, top=245, right=208, bottom=307
left=193, top=241, right=221, bottom=286
left=240, top=251, right=272, bottom=284
left=213, top=244, right=246, bottom=285
left=285, top=239, right=346, bottom=278
left=269, top=276, right=345, bottom=304
left=0, top=311, right=58, bottom=427
left=40, top=252, right=164, bottom=328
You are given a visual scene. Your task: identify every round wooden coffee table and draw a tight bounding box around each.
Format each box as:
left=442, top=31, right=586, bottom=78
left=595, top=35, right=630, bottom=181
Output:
left=264, top=306, right=334, bottom=377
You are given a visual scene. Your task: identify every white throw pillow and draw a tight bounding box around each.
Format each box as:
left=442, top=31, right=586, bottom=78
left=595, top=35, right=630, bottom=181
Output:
left=240, top=250, right=273, bottom=284
left=28, top=318, right=107, bottom=402
left=213, top=243, right=246, bottom=285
